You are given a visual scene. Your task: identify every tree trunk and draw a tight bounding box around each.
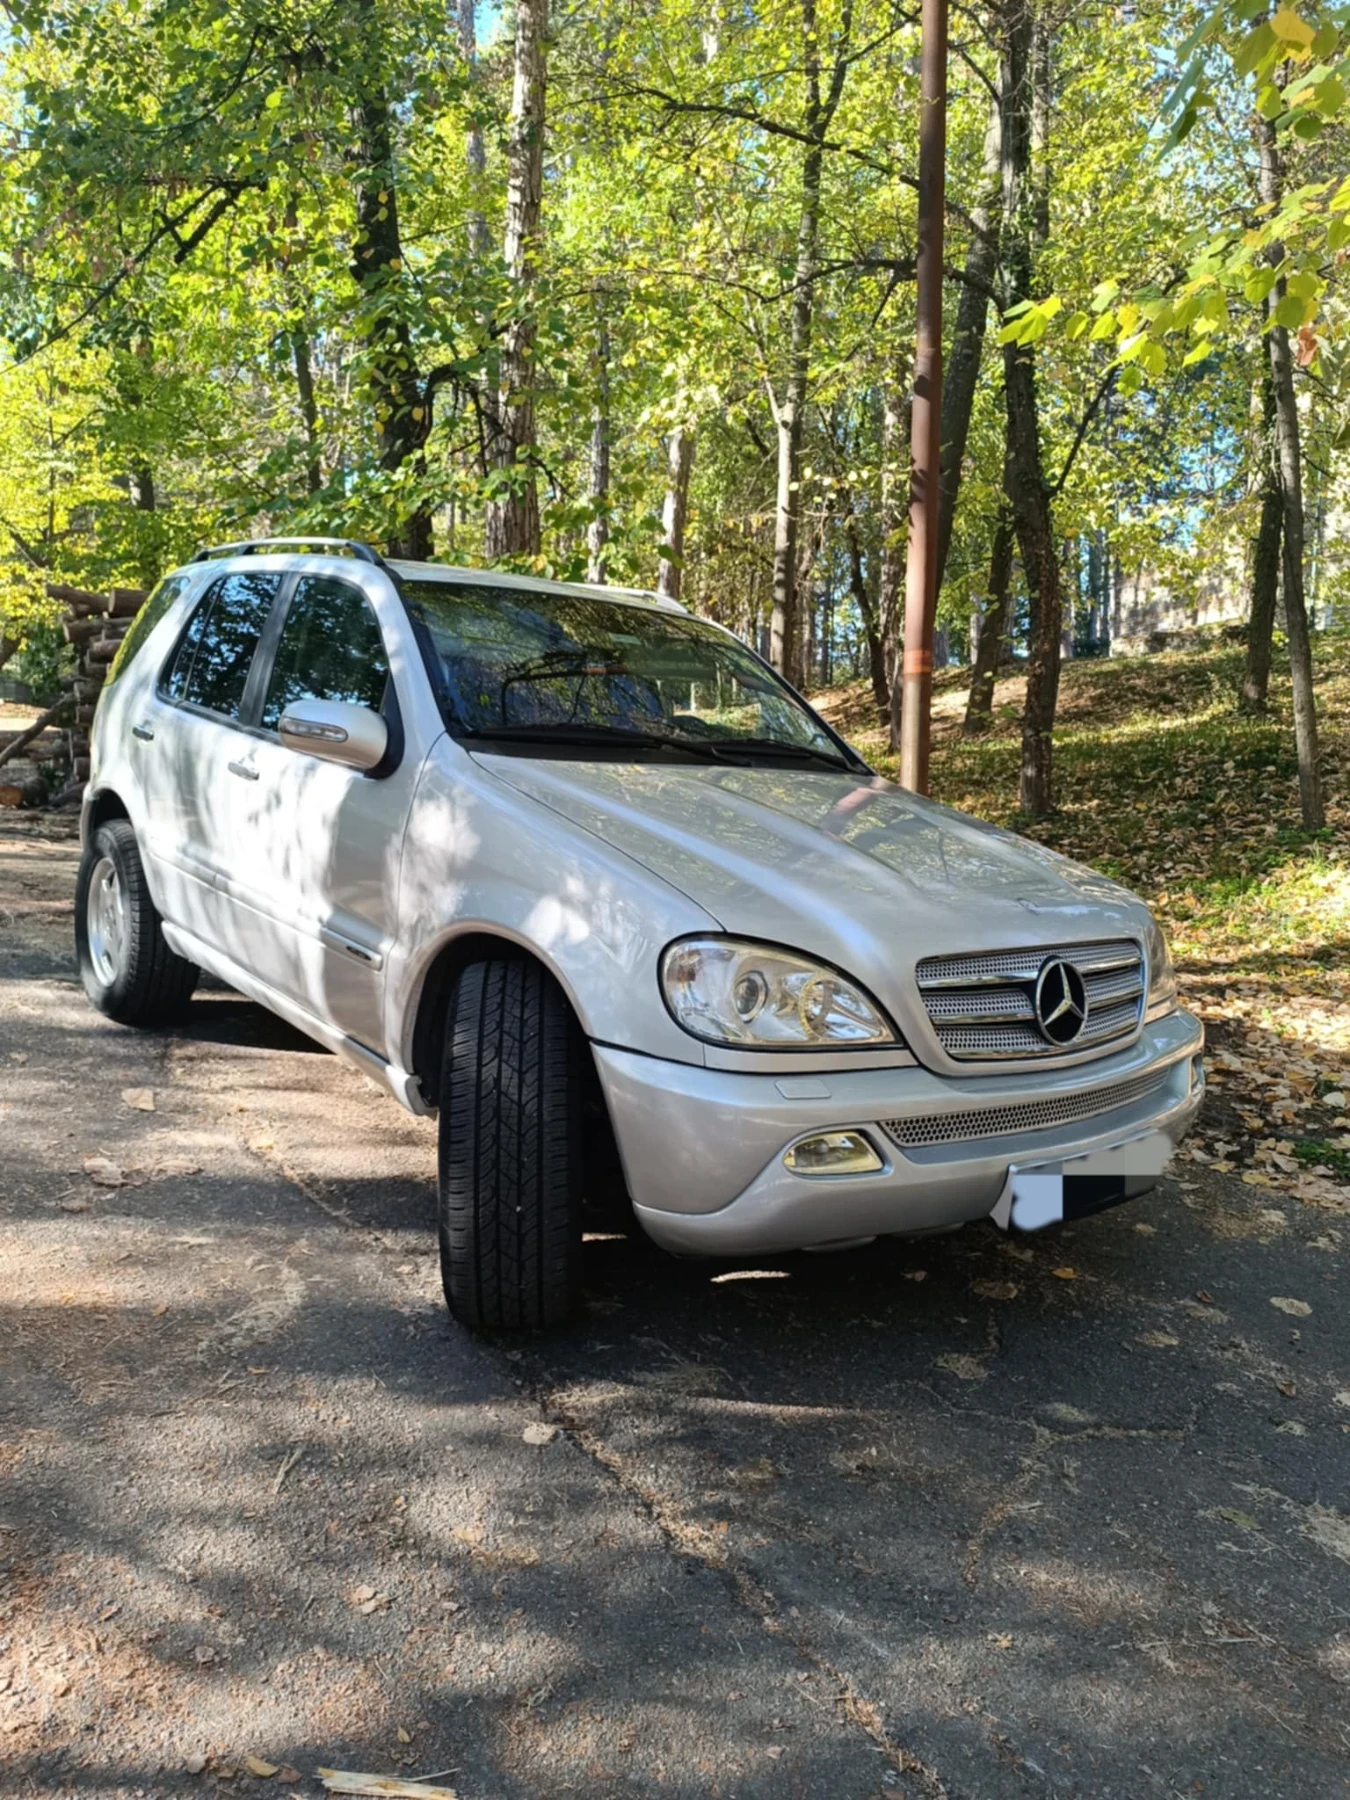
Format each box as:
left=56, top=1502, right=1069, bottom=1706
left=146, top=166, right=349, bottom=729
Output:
left=291, top=329, right=322, bottom=495
left=935, top=82, right=1003, bottom=594
left=770, top=0, right=849, bottom=680
left=352, top=38, right=434, bottom=561
left=879, top=365, right=908, bottom=746
left=1000, top=0, right=1062, bottom=817
left=846, top=518, right=889, bottom=717
left=484, top=0, right=548, bottom=561
left=963, top=505, right=1014, bottom=734
left=1240, top=370, right=1281, bottom=714
left=458, top=0, right=491, bottom=261
left=586, top=315, right=610, bottom=583
left=657, top=428, right=693, bottom=601
left=1258, top=110, right=1323, bottom=829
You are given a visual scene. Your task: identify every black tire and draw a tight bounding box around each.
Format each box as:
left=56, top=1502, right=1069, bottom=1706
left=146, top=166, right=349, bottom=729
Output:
left=438, top=958, right=584, bottom=1331
left=75, top=819, right=198, bottom=1027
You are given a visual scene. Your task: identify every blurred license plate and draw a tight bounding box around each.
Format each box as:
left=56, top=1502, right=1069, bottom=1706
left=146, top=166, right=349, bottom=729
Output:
left=991, top=1130, right=1173, bottom=1232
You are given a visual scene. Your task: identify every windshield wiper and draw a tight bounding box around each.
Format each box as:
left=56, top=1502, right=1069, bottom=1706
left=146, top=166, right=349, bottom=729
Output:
left=704, top=737, right=853, bottom=771
left=464, top=723, right=722, bottom=758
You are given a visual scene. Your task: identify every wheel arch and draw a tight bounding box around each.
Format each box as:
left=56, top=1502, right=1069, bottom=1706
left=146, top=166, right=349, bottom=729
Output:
left=82, top=785, right=131, bottom=848
left=407, top=927, right=591, bottom=1108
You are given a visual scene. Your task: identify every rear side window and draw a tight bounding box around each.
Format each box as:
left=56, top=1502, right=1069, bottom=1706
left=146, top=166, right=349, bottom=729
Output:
left=260, top=575, right=390, bottom=730
left=106, top=575, right=189, bottom=688
left=161, top=572, right=280, bottom=720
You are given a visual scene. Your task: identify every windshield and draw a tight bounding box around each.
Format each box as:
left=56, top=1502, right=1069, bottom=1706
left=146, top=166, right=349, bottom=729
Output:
left=400, top=580, right=851, bottom=762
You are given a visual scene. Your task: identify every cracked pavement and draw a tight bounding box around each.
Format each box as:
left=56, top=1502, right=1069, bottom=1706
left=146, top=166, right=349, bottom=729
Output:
left=2, top=814, right=1349, bottom=1800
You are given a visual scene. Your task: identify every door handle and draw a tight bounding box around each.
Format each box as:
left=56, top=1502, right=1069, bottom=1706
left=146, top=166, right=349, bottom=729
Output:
left=227, top=759, right=259, bottom=782
left=132, top=722, right=155, bottom=742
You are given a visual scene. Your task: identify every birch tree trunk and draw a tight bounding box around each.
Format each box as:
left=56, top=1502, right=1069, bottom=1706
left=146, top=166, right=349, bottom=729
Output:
left=1258, top=110, right=1323, bottom=829
left=657, top=428, right=693, bottom=601
left=485, top=0, right=548, bottom=561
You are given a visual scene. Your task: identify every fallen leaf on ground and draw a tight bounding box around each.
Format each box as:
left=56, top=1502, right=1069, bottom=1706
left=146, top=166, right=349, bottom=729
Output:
left=1138, top=1330, right=1180, bottom=1348
left=396, top=1729, right=411, bottom=1745
left=83, top=1155, right=124, bottom=1187
left=121, top=1087, right=155, bottom=1111
left=1270, top=1296, right=1312, bottom=1317
left=276, top=1768, right=302, bottom=1785
left=245, top=1758, right=280, bottom=1779
left=1051, top=1266, right=1079, bottom=1281
left=521, top=1422, right=557, bottom=1446
left=972, top=1279, right=1020, bottom=1301
left=318, top=1773, right=458, bottom=1799
left=60, top=1198, right=91, bottom=1214
left=936, top=1353, right=987, bottom=1382
left=184, top=1754, right=207, bottom=1775
left=1322, top=1091, right=1346, bottom=1110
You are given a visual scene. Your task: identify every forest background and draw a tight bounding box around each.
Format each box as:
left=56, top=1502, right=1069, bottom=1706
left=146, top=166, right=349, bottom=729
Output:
left=0, top=0, right=1347, bottom=822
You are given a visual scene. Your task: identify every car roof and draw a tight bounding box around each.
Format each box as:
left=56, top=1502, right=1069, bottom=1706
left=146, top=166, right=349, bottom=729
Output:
left=177, top=541, right=688, bottom=617
left=388, top=559, right=688, bottom=615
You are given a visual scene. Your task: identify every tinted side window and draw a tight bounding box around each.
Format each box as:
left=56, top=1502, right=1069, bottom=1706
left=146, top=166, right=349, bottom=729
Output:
left=162, top=572, right=279, bottom=719
left=107, top=575, right=189, bottom=688
left=261, top=576, right=390, bottom=730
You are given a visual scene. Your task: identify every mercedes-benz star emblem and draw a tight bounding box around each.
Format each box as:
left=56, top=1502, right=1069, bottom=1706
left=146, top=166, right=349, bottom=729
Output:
left=1033, top=957, right=1089, bottom=1046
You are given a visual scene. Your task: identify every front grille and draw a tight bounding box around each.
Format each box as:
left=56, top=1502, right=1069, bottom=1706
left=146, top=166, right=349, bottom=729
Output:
left=916, top=938, right=1144, bottom=1062
left=883, top=1067, right=1167, bottom=1150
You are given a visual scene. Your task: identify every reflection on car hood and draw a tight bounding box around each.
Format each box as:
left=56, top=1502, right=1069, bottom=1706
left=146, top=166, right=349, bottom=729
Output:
left=472, top=754, right=1150, bottom=988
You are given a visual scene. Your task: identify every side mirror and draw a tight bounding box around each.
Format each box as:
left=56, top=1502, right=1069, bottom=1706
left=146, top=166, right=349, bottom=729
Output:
left=277, top=697, right=388, bottom=772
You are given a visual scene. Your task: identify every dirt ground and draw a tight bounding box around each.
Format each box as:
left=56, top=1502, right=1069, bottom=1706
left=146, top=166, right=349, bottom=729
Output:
left=3, top=813, right=1349, bottom=1800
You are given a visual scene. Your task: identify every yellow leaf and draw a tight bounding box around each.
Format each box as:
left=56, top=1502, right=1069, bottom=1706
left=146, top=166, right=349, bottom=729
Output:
left=246, top=1758, right=280, bottom=1779
left=1270, top=7, right=1315, bottom=47
left=1051, top=1266, right=1079, bottom=1280
left=396, top=1728, right=411, bottom=1744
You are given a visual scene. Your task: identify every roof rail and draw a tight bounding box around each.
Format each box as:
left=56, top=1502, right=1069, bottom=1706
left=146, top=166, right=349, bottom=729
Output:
left=193, top=536, right=393, bottom=572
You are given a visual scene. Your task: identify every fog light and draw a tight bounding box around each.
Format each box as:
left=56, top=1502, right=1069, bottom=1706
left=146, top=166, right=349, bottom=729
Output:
left=783, top=1131, right=883, bottom=1178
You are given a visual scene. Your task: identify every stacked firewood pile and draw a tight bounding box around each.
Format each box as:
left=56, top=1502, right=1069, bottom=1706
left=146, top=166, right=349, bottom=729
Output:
left=52, top=583, right=146, bottom=802
left=0, top=582, right=146, bottom=808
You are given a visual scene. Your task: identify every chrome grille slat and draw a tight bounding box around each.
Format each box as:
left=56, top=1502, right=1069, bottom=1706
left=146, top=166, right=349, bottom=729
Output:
left=916, top=938, right=1144, bottom=1063
left=883, top=1068, right=1167, bottom=1150
left=917, top=939, right=1139, bottom=989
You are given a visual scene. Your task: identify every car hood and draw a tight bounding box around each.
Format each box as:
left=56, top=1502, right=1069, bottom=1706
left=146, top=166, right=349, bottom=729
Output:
left=472, top=753, right=1151, bottom=1028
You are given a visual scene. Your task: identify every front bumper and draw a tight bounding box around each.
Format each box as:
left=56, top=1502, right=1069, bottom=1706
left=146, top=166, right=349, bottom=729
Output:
left=594, top=1009, right=1204, bottom=1256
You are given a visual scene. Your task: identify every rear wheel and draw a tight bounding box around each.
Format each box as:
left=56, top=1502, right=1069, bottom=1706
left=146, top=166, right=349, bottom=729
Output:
left=437, top=957, right=584, bottom=1331
left=75, top=819, right=198, bottom=1026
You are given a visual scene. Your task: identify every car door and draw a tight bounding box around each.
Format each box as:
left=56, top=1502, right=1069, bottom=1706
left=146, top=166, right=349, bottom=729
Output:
left=131, top=569, right=283, bottom=951
left=218, top=571, right=416, bottom=1057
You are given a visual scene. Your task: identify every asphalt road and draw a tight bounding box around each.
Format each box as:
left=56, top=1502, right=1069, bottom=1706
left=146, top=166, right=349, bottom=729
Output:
left=3, top=815, right=1349, bottom=1800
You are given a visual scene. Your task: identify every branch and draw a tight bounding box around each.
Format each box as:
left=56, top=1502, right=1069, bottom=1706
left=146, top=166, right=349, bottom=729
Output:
left=1050, top=366, right=1118, bottom=499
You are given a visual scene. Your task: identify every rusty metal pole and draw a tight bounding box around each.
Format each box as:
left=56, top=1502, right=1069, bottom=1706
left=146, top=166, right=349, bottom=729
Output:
left=898, top=0, right=948, bottom=793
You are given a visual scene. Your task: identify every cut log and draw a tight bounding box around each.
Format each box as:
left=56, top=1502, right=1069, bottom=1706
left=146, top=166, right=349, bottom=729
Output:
left=62, top=616, right=107, bottom=645
left=46, top=582, right=108, bottom=614
left=0, top=694, right=75, bottom=769
left=106, top=588, right=147, bottom=617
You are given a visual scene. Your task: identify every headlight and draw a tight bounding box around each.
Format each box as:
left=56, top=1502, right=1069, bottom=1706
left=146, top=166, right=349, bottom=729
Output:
left=660, top=937, right=900, bottom=1049
left=1144, top=916, right=1178, bottom=1019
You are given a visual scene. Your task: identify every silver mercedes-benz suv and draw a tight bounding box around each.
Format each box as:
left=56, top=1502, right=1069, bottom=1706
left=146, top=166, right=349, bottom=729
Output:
left=77, top=538, right=1204, bottom=1328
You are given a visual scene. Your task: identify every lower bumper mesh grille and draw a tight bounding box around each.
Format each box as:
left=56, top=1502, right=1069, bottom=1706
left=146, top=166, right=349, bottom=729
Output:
left=882, top=1067, right=1168, bottom=1150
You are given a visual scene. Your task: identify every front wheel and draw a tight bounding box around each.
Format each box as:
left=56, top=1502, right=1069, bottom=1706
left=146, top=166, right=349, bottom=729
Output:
left=74, top=819, right=198, bottom=1027
left=437, top=958, right=584, bottom=1331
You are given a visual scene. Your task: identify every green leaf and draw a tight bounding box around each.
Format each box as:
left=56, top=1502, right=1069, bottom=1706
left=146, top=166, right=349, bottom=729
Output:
left=1270, top=7, right=1316, bottom=49
left=1234, top=22, right=1275, bottom=78
left=1244, top=267, right=1278, bottom=304
left=1182, top=340, right=1216, bottom=367
left=1274, top=292, right=1304, bottom=329
left=1064, top=310, right=1089, bottom=340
